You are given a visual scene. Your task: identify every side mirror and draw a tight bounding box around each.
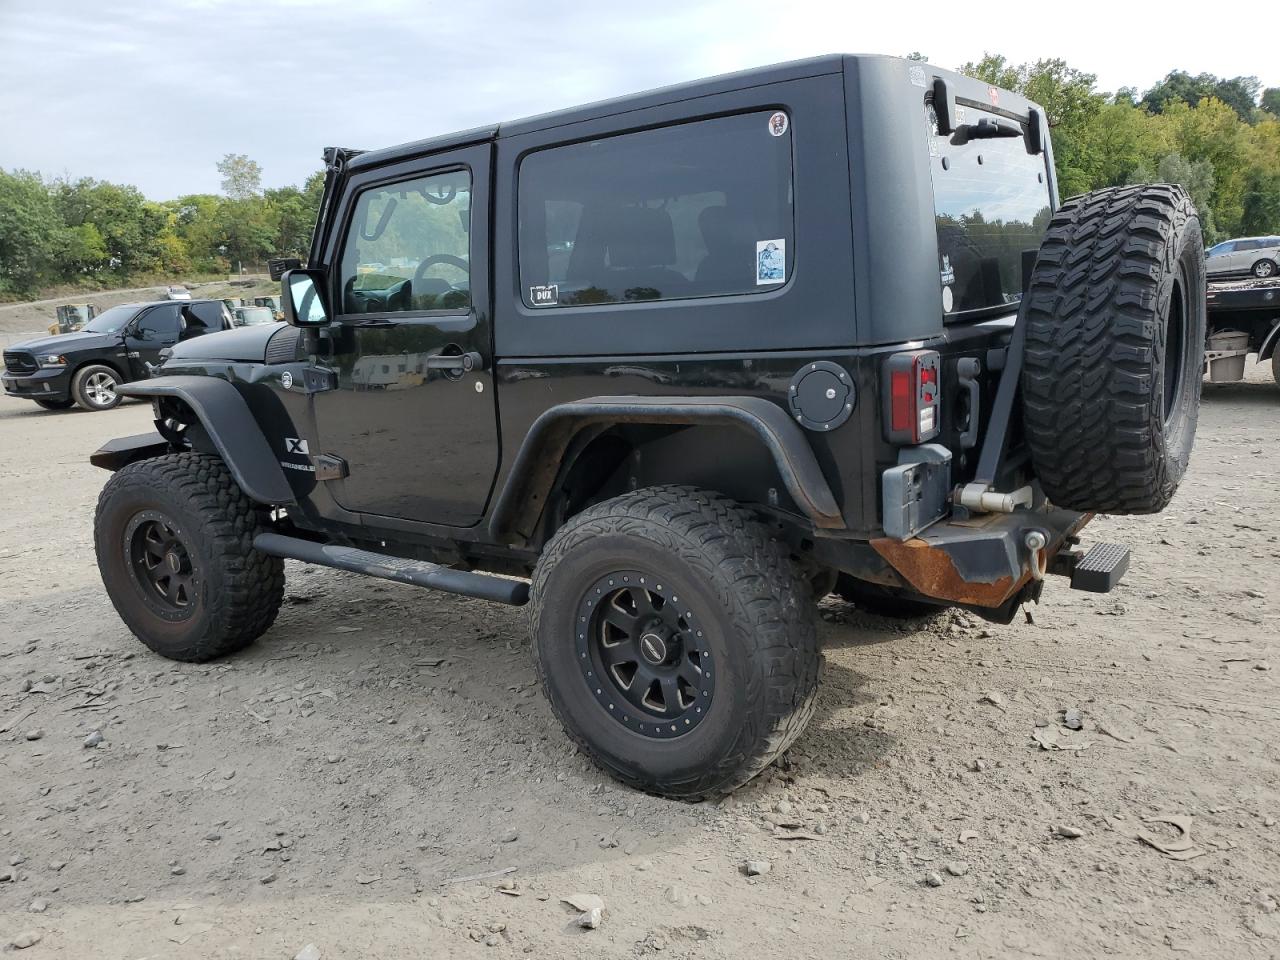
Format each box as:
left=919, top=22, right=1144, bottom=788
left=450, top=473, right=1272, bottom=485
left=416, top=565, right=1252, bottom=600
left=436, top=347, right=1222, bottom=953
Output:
left=282, top=269, right=330, bottom=327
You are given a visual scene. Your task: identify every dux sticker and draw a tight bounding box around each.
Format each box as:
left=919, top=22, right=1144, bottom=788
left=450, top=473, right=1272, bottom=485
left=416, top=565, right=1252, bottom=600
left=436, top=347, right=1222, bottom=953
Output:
left=281, top=371, right=294, bottom=389
left=767, top=111, right=788, bottom=137
left=940, top=254, right=956, bottom=286
left=285, top=437, right=309, bottom=455
left=529, top=284, right=558, bottom=307
left=756, top=239, right=786, bottom=285
left=908, top=64, right=927, bottom=88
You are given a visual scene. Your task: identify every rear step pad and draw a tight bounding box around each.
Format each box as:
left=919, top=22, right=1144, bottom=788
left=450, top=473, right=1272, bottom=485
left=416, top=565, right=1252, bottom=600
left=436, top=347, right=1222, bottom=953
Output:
left=1070, top=542, right=1131, bottom=594
left=254, top=532, right=529, bottom=606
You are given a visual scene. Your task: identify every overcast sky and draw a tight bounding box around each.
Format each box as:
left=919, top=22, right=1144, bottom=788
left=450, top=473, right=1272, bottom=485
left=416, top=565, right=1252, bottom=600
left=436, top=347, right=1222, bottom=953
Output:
left=2, top=1, right=1276, bottom=200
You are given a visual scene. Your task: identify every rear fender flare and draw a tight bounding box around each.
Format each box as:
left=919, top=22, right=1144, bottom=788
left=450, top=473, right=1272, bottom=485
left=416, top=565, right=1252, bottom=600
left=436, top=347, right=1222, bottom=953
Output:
left=118, top=376, right=295, bottom=505
left=489, top=395, right=844, bottom=543
left=1258, top=318, right=1280, bottom=362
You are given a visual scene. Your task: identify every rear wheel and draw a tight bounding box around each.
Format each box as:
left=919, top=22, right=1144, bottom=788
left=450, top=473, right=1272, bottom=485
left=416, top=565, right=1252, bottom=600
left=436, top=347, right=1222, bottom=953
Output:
left=71, top=364, right=123, bottom=411
left=1252, top=259, right=1276, bottom=279
left=94, top=453, right=284, bottom=662
left=530, top=486, right=820, bottom=799
left=1272, top=348, right=1280, bottom=386
left=33, top=397, right=75, bottom=410
left=1021, top=184, right=1206, bottom=514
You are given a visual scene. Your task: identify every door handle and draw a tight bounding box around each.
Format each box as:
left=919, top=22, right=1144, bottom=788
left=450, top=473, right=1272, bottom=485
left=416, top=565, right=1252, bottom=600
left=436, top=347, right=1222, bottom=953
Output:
left=426, top=351, right=484, bottom=374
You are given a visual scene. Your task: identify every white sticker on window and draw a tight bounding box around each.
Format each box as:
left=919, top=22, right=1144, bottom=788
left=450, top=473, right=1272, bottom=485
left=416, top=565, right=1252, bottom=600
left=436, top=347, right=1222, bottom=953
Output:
left=767, top=111, right=788, bottom=137
left=756, top=239, right=786, bottom=285
left=529, top=284, right=558, bottom=307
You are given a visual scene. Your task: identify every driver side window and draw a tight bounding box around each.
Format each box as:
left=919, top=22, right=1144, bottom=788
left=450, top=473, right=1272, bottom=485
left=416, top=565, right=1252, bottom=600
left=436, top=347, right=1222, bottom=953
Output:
left=338, top=169, right=472, bottom=315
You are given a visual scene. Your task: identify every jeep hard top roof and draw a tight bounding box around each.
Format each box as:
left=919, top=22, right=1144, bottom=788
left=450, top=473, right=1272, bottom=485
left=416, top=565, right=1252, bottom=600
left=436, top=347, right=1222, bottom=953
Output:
left=345, top=54, right=1040, bottom=173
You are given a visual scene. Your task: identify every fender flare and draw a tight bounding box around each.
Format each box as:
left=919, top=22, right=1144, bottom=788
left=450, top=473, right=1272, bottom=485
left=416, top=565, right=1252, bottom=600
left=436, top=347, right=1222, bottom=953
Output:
left=118, top=376, right=295, bottom=505
left=1258, top=317, right=1280, bottom=362
left=488, top=395, right=845, bottom=542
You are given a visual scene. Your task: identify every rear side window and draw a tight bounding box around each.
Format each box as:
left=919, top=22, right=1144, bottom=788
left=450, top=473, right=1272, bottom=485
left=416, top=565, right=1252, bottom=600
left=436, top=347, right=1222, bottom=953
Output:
left=518, top=110, right=794, bottom=308
left=925, top=101, right=1052, bottom=319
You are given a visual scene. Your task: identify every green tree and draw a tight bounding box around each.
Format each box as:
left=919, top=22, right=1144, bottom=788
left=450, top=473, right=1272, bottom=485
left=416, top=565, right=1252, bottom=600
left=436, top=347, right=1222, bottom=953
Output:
left=216, top=153, right=263, bottom=200
left=1142, top=70, right=1261, bottom=123
left=1262, top=88, right=1280, bottom=117
left=0, top=169, right=59, bottom=294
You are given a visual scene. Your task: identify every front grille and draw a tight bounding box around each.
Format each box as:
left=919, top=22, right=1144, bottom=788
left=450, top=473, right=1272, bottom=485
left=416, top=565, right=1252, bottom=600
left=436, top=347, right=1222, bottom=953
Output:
left=3, top=351, right=37, bottom=374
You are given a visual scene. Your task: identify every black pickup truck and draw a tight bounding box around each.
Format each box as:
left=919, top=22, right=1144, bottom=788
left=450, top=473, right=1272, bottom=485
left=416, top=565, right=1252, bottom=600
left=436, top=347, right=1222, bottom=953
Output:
left=1204, top=278, right=1280, bottom=385
left=3, top=299, right=232, bottom=412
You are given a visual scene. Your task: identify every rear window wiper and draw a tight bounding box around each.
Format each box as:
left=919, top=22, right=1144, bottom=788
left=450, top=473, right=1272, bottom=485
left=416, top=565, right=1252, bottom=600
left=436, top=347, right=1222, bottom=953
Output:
left=961, top=118, right=1022, bottom=139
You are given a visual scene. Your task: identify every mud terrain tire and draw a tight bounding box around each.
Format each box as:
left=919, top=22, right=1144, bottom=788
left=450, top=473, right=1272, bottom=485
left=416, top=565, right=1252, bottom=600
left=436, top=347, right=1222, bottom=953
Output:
left=1022, top=184, right=1206, bottom=514
left=95, top=453, right=284, bottom=662
left=529, top=486, right=820, bottom=799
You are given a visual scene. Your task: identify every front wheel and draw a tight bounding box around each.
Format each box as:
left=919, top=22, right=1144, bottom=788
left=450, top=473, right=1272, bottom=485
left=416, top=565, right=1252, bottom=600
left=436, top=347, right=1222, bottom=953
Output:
left=94, top=453, right=285, bottom=662
left=71, top=364, right=123, bottom=411
left=530, top=486, right=821, bottom=799
left=1252, top=259, right=1276, bottom=279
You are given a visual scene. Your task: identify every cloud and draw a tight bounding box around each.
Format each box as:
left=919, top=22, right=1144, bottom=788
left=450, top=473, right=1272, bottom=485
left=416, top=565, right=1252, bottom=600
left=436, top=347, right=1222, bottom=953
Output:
left=1, top=0, right=1275, bottom=199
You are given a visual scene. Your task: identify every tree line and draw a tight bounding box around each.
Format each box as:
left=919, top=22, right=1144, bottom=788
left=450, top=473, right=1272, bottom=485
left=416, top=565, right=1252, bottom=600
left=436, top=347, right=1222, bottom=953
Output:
left=2, top=55, right=1278, bottom=299
left=953, top=55, right=1280, bottom=241
left=0, top=154, right=323, bottom=298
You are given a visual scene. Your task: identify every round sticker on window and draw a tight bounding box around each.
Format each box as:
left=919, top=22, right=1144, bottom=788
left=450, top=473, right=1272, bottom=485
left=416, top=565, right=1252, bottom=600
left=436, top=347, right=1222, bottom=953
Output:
left=941, top=286, right=954, bottom=313
left=768, top=111, right=789, bottom=137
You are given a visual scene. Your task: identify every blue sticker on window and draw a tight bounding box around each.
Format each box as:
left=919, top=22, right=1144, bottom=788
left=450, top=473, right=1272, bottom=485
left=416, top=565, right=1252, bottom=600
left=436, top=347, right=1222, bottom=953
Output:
left=756, top=239, right=785, bottom=285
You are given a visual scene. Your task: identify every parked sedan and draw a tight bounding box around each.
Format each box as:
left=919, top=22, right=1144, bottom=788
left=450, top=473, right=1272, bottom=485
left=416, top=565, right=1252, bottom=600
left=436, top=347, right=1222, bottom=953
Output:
left=1206, top=236, right=1280, bottom=279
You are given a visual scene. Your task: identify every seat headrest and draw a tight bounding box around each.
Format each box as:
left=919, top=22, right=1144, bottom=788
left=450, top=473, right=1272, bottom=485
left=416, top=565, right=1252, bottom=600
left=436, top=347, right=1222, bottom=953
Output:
left=604, top=206, right=677, bottom=268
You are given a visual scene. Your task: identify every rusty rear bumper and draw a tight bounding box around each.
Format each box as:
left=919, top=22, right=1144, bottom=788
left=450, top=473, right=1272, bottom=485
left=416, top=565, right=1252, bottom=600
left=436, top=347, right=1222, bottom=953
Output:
left=870, top=508, right=1095, bottom=608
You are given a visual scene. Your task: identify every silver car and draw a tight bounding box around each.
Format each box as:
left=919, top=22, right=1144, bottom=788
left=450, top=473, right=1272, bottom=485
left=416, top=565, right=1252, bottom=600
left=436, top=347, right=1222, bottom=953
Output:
left=1206, top=236, right=1280, bottom=279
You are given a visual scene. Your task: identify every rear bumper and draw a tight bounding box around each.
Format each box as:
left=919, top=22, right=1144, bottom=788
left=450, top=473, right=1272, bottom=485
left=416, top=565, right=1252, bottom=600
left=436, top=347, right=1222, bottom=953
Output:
left=2, top=367, right=71, bottom=401
left=870, top=507, right=1095, bottom=609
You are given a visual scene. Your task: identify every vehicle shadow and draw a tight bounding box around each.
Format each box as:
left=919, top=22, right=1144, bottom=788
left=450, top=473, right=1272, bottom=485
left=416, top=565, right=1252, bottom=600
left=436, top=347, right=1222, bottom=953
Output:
left=1201, top=377, right=1278, bottom=406
left=0, top=398, right=142, bottom=421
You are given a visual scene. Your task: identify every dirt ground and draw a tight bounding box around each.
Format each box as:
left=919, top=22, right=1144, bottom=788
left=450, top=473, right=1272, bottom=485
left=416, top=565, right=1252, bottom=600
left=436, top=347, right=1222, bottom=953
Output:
left=1, top=363, right=1277, bottom=960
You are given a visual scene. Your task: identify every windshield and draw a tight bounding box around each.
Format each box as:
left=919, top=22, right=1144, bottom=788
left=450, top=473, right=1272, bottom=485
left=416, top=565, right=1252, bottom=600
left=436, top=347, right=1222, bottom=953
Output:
left=81, top=304, right=138, bottom=333
left=925, top=101, right=1052, bottom=319
left=235, top=307, right=275, bottom=325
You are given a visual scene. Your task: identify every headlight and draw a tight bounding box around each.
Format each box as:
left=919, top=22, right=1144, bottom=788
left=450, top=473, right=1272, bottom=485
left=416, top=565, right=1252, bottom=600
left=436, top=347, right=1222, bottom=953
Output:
left=39, top=354, right=67, bottom=368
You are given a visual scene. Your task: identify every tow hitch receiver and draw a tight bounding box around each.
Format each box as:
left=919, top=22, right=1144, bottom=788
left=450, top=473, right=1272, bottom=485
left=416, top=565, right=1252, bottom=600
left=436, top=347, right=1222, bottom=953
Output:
left=1056, top=542, right=1131, bottom=594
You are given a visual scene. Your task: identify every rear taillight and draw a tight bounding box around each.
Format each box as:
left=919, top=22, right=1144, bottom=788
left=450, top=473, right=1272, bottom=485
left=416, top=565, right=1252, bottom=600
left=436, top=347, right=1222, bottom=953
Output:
left=883, top=350, right=941, bottom=444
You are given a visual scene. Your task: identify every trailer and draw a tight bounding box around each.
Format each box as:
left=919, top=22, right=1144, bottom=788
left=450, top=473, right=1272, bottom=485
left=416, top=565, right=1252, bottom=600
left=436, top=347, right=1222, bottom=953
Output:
left=1204, top=277, right=1280, bottom=384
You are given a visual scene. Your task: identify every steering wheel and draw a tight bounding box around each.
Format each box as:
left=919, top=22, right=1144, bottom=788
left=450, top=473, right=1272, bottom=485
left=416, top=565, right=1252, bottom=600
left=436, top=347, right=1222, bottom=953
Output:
left=414, top=254, right=469, bottom=284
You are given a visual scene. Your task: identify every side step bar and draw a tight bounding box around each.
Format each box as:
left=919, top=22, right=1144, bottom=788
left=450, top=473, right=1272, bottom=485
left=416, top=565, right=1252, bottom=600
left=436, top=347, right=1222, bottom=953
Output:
left=254, top=532, right=529, bottom=606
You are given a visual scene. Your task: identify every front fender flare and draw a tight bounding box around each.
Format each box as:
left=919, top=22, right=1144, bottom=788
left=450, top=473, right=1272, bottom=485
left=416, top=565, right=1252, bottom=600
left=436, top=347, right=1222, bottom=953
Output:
left=117, top=376, right=295, bottom=505
left=489, top=395, right=845, bottom=543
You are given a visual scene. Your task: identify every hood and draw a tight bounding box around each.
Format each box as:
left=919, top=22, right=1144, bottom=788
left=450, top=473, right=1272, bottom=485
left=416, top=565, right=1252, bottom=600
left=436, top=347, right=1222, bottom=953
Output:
left=167, top=322, right=286, bottom=363
left=7, top=330, right=120, bottom=355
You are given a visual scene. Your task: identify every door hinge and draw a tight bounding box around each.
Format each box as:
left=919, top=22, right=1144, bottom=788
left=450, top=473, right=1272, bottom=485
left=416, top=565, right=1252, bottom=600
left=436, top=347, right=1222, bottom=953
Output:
left=314, top=454, right=348, bottom=481
left=303, top=367, right=337, bottom=393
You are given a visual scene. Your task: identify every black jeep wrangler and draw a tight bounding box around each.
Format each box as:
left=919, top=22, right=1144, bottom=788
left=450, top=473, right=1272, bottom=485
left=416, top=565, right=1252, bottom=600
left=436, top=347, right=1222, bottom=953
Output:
left=90, top=55, right=1205, bottom=798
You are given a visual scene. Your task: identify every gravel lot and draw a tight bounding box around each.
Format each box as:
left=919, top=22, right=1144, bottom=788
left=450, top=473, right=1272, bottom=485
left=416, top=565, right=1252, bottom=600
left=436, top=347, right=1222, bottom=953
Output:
left=1, top=366, right=1277, bottom=959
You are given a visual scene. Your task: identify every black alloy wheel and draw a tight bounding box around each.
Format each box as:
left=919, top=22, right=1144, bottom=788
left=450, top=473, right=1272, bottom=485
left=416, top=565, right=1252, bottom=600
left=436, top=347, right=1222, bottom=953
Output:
left=577, top=571, right=716, bottom=739
left=126, top=511, right=197, bottom=617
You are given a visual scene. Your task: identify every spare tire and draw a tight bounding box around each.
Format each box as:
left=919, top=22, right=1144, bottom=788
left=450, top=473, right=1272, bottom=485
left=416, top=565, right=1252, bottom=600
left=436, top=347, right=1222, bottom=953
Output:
left=1021, top=184, right=1206, bottom=514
